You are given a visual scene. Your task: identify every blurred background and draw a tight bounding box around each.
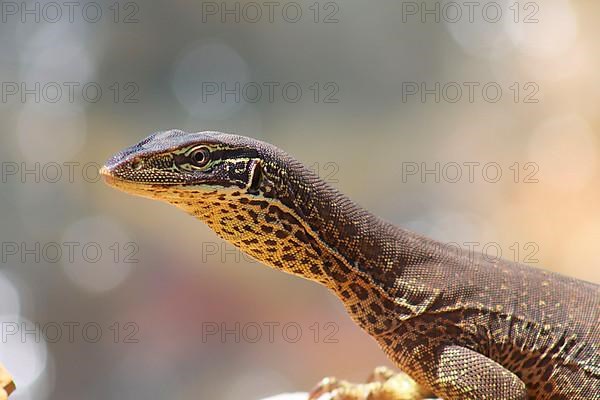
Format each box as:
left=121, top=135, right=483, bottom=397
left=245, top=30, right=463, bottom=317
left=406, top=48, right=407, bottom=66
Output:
left=0, top=0, right=599, bottom=399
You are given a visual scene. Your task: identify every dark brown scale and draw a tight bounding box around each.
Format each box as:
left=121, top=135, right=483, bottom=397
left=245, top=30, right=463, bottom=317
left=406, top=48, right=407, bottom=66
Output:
left=248, top=200, right=268, bottom=209
left=275, top=230, right=289, bottom=239
left=261, top=226, right=273, bottom=234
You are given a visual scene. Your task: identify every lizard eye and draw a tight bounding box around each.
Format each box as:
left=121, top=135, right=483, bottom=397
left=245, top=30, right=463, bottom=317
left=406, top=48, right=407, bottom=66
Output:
left=189, top=146, right=211, bottom=168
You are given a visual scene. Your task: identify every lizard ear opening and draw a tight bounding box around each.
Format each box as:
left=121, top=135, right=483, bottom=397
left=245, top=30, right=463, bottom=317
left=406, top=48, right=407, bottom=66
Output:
left=247, top=159, right=263, bottom=195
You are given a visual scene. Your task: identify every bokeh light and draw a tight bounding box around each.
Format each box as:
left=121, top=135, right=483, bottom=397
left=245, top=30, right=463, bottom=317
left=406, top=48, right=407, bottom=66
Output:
left=0, top=1, right=598, bottom=399
left=171, top=42, right=250, bottom=119
left=60, top=216, right=135, bottom=293
left=527, top=114, right=598, bottom=192
left=0, top=273, right=21, bottom=317
left=444, top=0, right=514, bottom=59
left=16, top=104, right=87, bottom=163
left=506, top=0, right=578, bottom=59
left=0, top=316, right=47, bottom=393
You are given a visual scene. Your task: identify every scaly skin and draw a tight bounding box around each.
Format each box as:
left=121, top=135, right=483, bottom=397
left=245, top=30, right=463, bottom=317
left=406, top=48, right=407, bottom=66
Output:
left=101, top=130, right=600, bottom=400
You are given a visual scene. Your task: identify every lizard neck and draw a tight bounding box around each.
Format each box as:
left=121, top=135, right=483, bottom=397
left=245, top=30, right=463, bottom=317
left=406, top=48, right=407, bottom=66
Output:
left=253, top=151, right=438, bottom=286
left=170, top=153, right=439, bottom=336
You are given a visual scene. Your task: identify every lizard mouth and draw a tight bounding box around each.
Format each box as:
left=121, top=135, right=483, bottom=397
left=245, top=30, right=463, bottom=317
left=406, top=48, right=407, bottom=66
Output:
left=99, top=164, right=212, bottom=203
left=99, top=166, right=114, bottom=181
left=99, top=165, right=161, bottom=198
left=99, top=165, right=129, bottom=189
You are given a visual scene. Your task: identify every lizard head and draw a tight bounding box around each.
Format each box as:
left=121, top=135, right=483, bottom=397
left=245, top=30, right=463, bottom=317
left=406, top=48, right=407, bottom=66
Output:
left=100, top=129, right=270, bottom=201
left=100, top=129, right=334, bottom=283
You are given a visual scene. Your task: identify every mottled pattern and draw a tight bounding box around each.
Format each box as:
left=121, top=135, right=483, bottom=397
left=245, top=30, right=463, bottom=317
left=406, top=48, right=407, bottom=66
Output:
left=101, top=130, right=600, bottom=400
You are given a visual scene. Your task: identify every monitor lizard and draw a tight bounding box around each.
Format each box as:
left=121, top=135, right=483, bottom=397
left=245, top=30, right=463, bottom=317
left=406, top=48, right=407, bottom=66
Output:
left=101, top=130, right=600, bottom=400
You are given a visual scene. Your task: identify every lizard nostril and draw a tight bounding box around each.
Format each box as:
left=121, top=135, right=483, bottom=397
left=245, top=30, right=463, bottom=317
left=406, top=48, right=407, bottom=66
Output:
left=131, top=159, right=143, bottom=170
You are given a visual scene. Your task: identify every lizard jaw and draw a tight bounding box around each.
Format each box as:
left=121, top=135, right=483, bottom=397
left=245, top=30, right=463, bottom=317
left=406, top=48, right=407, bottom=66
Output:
left=99, top=165, right=167, bottom=200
